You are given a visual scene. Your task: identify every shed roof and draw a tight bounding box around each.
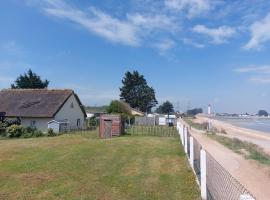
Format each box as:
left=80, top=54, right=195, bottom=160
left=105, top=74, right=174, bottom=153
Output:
left=0, top=89, right=86, bottom=118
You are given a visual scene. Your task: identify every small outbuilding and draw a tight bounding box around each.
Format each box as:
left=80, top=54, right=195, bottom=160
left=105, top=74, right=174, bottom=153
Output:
left=99, top=114, right=124, bottom=138
left=48, top=120, right=70, bottom=133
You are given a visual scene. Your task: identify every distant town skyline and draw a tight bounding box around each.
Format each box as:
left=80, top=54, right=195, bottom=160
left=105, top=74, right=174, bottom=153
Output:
left=1, top=0, right=270, bottom=113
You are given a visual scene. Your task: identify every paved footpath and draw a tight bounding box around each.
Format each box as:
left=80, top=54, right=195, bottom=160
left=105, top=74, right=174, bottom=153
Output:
left=181, top=119, right=270, bottom=200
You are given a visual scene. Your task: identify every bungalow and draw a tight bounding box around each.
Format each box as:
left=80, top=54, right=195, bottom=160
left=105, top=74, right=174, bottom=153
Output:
left=0, top=89, right=86, bottom=132
left=119, top=101, right=145, bottom=116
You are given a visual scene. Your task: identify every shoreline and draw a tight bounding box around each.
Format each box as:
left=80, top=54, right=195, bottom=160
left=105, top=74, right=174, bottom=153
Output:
left=212, top=116, right=270, bottom=133
left=195, top=114, right=270, bottom=154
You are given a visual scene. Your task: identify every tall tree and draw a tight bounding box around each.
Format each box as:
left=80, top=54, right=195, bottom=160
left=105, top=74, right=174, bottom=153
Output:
left=11, top=69, right=49, bottom=89
left=156, top=101, right=174, bottom=114
left=120, top=71, right=158, bottom=113
left=187, top=108, right=203, bottom=116
left=106, top=100, right=131, bottom=115
left=258, top=110, right=268, bottom=117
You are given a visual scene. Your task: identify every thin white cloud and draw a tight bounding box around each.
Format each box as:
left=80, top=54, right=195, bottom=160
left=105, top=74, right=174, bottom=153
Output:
left=234, top=65, right=270, bottom=74
left=165, top=0, right=212, bottom=18
left=28, top=0, right=270, bottom=52
left=182, top=38, right=204, bottom=48
left=39, top=0, right=180, bottom=47
left=154, top=39, right=176, bottom=54
left=234, top=65, right=270, bottom=84
left=192, top=25, right=236, bottom=44
left=249, top=77, right=270, bottom=84
left=0, top=41, right=27, bottom=56
left=127, top=13, right=179, bottom=33
left=45, top=5, right=139, bottom=46
left=244, top=12, right=270, bottom=50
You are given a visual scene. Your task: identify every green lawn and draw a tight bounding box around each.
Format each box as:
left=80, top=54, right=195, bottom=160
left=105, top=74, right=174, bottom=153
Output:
left=0, top=132, right=200, bottom=200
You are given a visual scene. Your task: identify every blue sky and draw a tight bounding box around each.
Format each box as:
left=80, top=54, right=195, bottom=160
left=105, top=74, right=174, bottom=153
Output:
left=0, top=0, right=270, bottom=113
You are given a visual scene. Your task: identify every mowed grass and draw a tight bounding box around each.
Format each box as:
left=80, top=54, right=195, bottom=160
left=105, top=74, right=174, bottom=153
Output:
left=0, top=132, right=200, bottom=200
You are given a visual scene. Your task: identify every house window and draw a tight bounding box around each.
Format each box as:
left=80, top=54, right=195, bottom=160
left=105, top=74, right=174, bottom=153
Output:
left=31, top=120, right=36, bottom=128
left=77, top=119, right=81, bottom=127
left=70, top=102, right=74, bottom=108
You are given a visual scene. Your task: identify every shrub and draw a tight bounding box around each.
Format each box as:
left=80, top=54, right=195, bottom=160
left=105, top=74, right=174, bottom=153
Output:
left=221, top=128, right=227, bottom=134
left=33, top=130, right=43, bottom=137
left=22, top=127, right=43, bottom=138
left=47, top=128, right=56, bottom=137
left=0, top=129, right=6, bottom=137
left=0, top=122, right=6, bottom=137
left=88, top=116, right=98, bottom=127
left=6, top=125, right=24, bottom=138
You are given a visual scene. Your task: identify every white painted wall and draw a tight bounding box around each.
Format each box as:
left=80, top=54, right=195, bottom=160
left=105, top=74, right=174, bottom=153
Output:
left=20, top=117, right=52, bottom=132
left=48, top=121, right=60, bottom=133
left=159, top=117, right=166, bottom=125
left=54, top=94, right=85, bottom=129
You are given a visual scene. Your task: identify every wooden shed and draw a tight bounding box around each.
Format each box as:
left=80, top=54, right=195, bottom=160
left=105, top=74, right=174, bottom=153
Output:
left=99, top=114, right=124, bottom=138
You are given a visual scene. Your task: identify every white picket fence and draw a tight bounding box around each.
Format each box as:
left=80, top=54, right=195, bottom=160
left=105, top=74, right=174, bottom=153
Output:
left=176, top=120, right=255, bottom=200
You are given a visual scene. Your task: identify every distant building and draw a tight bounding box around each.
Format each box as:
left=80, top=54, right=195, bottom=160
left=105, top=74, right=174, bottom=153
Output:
left=130, top=108, right=144, bottom=116
left=120, top=101, right=145, bottom=116
left=159, top=115, right=176, bottom=126
left=86, top=113, right=94, bottom=119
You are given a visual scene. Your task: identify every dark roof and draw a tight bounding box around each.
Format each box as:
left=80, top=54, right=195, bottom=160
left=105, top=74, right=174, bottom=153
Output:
left=0, top=89, right=86, bottom=118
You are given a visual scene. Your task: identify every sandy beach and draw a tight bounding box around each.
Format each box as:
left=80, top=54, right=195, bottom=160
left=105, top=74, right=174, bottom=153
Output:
left=194, top=114, right=270, bottom=155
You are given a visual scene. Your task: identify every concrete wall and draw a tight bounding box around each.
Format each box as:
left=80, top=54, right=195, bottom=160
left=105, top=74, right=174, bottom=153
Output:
left=20, top=117, right=52, bottom=132
left=54, top=94, right=85, bottom=129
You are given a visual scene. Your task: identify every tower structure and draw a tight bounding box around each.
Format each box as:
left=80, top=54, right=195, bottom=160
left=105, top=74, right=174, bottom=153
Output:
left=208, top=104, right=211, bottom=115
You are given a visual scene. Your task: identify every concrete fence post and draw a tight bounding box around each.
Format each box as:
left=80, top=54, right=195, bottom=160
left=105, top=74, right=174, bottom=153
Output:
left=178, top=125, right=182, bottom=143
left=184, top=127, right=188, bottom=153
left=177, top=121, right=180, bottom=131
left=189, top=137, right=194, bottom=169
left=179, top=125, right=184, bottom=145
left=182, top=126, right=185, bottom=146
left=200, top=149, right=207, bottom=200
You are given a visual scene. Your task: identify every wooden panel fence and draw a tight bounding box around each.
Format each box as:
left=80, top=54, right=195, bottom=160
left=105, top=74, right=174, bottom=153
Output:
left=127, top=125, right=178, bottom=137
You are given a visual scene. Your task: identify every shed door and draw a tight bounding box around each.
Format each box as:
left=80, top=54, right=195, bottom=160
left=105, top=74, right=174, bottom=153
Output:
left=104, top=120, right=112, bottom=138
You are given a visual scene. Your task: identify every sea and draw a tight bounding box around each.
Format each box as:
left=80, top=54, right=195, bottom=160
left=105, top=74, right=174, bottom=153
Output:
left=214, top=117, right=270, bottom=133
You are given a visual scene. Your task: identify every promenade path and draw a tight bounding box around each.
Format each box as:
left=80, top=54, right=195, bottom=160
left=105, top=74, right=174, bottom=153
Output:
left=180, top=119, right=270, bottom=200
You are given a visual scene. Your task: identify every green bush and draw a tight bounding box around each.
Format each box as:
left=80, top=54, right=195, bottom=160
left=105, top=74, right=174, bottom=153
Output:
left=88, top=116, right=98, bottom=127
left=0, top=129, right=6, bottom=137
left=6, top=125, right=24, bottom=138
left=6, top=125, right=43, bottom=138
left=47, top=128, right=56, bottom=137
left=22, top=128, right=43, bottom=138
left=0, top=122, right=6, bottom=137
left=33, top=130, right=43, bottom=137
